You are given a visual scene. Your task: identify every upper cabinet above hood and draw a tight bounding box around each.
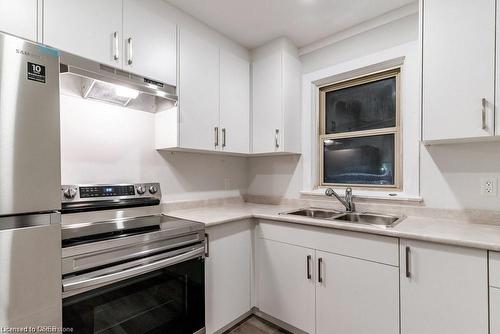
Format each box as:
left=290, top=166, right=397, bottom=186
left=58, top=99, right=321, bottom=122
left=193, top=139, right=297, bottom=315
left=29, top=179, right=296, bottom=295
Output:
left=60, top=51, right=177, bottom=113
left=43, top=0, right=178, bottom=113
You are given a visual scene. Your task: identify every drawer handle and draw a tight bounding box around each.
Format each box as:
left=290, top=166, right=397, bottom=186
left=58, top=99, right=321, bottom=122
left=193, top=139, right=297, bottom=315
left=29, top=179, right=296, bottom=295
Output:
left=127, top=37, right=133, bottom=65
left=112, top=31, right=119, bottom=61
left=306, top=255, right=312, bottom=279
left=318, top=257, right=323, bottom=283
left=481, top=98, right=487, bottom=130
left=204, top=233, right=209, bottom=257
left=405, top=246, right=411, bottom=278
left=275, top=129, right=280, bottom=149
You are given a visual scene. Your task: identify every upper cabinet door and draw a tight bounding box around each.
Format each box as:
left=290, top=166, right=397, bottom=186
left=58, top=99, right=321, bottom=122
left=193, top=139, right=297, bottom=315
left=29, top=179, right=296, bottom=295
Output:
left=400, top=239, right=488, bottom=334
left=0, top=0, right=37, bottom=41
left=123, top=0, right=177, bottom=85
left=422, top=0, right=495, bottom=141
left=220, top=49, right=250, bottom=154
left=178, top=29, right=220, bottom=151
left=252, top=52, right=283, bottom=154
left=44, top=0, right=122, bottom=67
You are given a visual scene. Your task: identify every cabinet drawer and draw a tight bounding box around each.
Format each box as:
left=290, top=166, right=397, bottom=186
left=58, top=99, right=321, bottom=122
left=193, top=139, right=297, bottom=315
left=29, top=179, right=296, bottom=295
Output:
left=490, top=251, right=500, bottom=288
left=256, top=220, right=398, bottom=266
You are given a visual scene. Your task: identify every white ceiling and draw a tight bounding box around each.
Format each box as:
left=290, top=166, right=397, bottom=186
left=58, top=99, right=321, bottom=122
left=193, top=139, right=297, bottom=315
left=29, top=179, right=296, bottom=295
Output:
left=164, top=0, right=416, bottom=50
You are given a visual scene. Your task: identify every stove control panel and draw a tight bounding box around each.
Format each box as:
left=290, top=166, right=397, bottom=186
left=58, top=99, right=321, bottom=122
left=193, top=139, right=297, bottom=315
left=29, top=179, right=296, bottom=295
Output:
left=79, top=185, right=136, bottom=198
left=61, top=183, right=161, bottom=202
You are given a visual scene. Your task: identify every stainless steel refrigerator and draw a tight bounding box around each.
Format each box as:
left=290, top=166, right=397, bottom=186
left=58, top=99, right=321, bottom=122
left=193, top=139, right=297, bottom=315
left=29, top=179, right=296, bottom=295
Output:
left=0, top=32, right=62, bottom=327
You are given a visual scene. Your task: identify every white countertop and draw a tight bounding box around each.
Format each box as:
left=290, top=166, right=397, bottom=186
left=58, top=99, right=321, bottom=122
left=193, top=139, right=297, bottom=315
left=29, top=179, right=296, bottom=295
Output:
left=166, top=203, right=500, bottom=251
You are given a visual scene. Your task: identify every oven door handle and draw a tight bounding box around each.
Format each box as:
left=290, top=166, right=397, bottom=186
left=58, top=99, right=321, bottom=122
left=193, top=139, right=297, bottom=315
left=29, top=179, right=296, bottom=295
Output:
left=63, top=246, right=204, bottom=293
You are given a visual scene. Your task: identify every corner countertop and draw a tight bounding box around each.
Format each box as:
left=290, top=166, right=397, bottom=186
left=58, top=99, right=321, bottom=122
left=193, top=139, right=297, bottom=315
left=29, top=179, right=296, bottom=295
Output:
left=165, top=203, right=500, bottom=252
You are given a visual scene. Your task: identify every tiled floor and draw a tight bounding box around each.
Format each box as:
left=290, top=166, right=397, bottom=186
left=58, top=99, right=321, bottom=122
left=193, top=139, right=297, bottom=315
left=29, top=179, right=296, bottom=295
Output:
left=224, top=316, right=290, bottom=334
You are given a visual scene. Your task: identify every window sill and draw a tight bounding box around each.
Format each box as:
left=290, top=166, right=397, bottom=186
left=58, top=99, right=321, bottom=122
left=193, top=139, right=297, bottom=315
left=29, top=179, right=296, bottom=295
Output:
left=300, top=188, right=423, bottom=203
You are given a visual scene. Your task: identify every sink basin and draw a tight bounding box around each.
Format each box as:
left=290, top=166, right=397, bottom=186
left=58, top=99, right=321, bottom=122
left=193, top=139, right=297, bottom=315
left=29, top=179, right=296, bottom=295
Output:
left=281, top=208, right=404, bottom=228
left=285, top=208, right=342, bottom=219
left=334, top=212, right=403, bottom=227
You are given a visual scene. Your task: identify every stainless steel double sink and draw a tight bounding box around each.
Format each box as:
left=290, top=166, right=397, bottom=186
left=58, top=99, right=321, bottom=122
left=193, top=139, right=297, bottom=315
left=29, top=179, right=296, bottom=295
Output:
left=281, top=208, right=404, bottom=228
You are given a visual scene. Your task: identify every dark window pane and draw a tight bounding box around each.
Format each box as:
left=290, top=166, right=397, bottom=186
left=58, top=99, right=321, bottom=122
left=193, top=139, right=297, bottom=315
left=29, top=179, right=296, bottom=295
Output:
left=324, top=77, right=396, bottom=134
left=323, top=134, right=395, bottom=185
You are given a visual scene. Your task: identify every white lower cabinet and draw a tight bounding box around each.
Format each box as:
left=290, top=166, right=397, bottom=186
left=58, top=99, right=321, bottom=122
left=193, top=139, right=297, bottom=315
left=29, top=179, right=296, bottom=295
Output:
left=256, top=220, right=399, bottom=334
left=257, top=238, right=315, bottom=333
left=214, top=220, right=491, bottom=334
left=315, top=250, right=399, bottom=334
left=489, top=251, right=500, bottom=333
left=205, top=220, right=252, bottom=334
left=491, top=287, right=500, bottom=333
left=400, top=239, right=488, bottom=334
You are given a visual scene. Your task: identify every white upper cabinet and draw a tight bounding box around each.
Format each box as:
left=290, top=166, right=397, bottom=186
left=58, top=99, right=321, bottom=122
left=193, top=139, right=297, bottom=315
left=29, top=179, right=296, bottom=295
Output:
left=156, top=29, right=251, bottom=154
left=44, top=0, right=176, bottom=84
left=252, top=52, right=283, bottom=153
left=44, top=0, right=122, bottom=67
left=178, top=28, right=220, bottom=151
left=315, top=250, right=399, bottom=334
left=422, top=0, right=495, bottom=141
left=0, top=0, right=37, bottom=41
left=400, top=239, right=488, bottom=334
left=123, top=0, right=177, bottom=86
left=220, top=49, right=250, bottom=154
left=252, top=38, right=301, bottom=154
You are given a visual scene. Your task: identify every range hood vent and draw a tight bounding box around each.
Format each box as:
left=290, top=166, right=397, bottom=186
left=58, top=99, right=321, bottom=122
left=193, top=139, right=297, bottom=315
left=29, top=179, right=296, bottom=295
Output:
left=59, top=51, right=177, bottom=113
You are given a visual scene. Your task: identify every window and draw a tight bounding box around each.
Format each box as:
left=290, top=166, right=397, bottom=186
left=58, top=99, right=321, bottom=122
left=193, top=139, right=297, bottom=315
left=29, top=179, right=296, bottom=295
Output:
left=319, top=68, right=401, bottom=189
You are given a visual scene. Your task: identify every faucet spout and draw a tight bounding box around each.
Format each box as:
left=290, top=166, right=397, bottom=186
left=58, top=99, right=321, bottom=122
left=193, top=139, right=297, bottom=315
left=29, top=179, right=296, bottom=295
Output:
left=325, top=187, right=355, bottom=212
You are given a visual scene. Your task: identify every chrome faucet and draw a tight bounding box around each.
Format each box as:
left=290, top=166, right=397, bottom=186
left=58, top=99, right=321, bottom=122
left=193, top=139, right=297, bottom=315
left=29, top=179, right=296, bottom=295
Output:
left=325, top=187, right=355, bottom=212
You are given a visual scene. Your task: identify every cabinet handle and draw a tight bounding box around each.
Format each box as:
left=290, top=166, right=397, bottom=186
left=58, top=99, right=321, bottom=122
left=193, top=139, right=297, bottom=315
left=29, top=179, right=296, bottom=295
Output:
left=214, top=127, right=219, bottom=148
left=204, top=233, right=209, bottom=257
left=306, top=255, right=312, bottom=279
left=222, top=128, right=226, bottom=148
left=405, top=246, right=411, bottom=278
left=275, top=129, right=280, bottom=149
left=112, top=32, right=119, bottom=61
left=318, top=257, right=323, bottom=283
left=481, top=98, right=487, bottom=130
left=127, top=37, right=133, bottom=65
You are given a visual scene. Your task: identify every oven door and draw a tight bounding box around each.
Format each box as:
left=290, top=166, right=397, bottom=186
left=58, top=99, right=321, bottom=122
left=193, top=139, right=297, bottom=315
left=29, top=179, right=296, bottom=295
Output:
left=62, top=246, right=205, bottom=334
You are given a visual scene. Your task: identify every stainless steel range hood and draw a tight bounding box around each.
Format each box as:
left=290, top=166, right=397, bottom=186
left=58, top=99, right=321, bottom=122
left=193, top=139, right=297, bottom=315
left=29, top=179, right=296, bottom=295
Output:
left=59, top=51, right=177, bottom=113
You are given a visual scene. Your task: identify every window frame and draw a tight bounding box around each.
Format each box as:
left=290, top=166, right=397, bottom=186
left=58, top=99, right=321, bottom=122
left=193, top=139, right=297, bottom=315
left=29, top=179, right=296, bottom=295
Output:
left=318, top=68, right=402, bottom=190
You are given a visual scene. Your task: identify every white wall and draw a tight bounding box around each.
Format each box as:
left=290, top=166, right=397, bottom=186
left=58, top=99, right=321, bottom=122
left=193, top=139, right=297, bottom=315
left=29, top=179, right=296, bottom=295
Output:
left=301, top=14, right=419, bottom=74
left=248, top=14, right=420, bottom=201
left=421, top=142, right=500, bottom=210
left=160, top=0, right=250, bottom=60
left=247, top=12, right=500, bottom=211
left=60, top=95, right=248, bottom=202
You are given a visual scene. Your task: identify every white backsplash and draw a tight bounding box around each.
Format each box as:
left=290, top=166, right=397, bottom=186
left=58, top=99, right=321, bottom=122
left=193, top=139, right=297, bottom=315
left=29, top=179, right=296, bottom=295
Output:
left=60, top=94, right=248, bottom=202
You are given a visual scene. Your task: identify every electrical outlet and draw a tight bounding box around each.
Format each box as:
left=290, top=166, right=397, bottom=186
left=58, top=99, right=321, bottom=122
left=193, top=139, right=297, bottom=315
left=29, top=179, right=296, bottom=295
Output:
left=481, top=177, right=497, bottom=196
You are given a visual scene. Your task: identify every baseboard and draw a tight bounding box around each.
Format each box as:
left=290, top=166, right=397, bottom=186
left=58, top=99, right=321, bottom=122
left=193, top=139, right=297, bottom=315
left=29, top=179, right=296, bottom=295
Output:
left=211, top=307, right=308, bottom=334
left=251, top=307, right=308, bottom=334
left=212, top=310, right=254, bottom=334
